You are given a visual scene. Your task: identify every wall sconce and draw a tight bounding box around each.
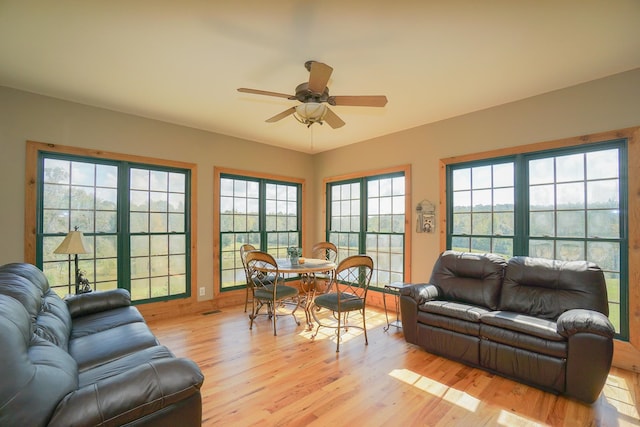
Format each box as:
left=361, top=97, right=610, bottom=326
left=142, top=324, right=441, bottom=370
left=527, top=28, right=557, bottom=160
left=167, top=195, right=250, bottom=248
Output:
left=416, top=199, right=436, bottom=233
left=54, top=227, right=92, bottom=294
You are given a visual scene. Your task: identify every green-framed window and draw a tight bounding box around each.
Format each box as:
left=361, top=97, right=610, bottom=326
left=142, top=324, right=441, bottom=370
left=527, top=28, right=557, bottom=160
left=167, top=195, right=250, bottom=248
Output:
left=446, top=139, right=628, bottom=337
left=327, top=171, right=407, bottom=289
left=219, top=173, right=302, bottom=290
left=37, top=152, right=191, bottom=303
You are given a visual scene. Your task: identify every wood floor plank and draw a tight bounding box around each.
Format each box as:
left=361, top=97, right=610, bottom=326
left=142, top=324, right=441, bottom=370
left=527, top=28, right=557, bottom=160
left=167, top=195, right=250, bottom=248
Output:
left=147, top=306, right=640, bottom=426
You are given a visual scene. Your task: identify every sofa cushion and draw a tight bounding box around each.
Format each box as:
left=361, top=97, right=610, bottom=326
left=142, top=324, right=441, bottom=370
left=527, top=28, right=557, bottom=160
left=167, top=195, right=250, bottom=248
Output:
left=70, top=321, right=160, bottom=371
left=480, top=310, right=563, bottom=341
left=499, top=256, right=609, bottom=319
left=420, top=300, right=491, bottom=323
left=429, top=251, right=507, bottom=310
left=78, top=345, right=176, bottom=387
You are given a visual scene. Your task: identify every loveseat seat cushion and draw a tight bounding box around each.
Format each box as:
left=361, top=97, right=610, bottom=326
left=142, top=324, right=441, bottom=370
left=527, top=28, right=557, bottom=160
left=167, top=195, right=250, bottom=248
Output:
left=499, top=256, right=609, bottom=319
left=429, top=251, right=507, bottom=310
left=480, top=311, right=567, bottom=359
left=70, top=321, right=160, bottom=371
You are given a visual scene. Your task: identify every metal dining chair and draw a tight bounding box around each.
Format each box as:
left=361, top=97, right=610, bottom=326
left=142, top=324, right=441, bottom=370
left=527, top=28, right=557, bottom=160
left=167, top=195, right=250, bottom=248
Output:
left=310, top=241, right=338, bottom=294
left=239, top=243, right=256, bottom=312
left=245, top=250, right=300, bottom=336
left=310, top=255, right=374, bottom=352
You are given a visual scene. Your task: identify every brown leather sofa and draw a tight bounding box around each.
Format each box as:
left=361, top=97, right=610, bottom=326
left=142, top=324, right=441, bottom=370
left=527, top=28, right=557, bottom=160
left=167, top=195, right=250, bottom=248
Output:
left=400, top=251, right=614, bottom=403
left=0, top=263, right=204, bottom=426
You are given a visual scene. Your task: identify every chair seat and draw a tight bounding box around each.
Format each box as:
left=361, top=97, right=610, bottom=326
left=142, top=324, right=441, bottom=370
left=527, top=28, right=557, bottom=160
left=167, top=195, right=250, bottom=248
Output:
left=314, top=292, right=363, bottom=312
left=255, top=284, right=298, bottom=300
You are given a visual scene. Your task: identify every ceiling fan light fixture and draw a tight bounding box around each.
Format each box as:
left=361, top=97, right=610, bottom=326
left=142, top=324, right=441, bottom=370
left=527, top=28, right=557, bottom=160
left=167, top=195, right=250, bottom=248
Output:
left=294, top=102, right=327, bottom=127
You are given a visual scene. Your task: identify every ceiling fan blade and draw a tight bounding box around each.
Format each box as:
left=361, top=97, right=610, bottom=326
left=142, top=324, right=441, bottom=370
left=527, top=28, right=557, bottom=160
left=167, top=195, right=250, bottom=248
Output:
left=330, top=95, right=388, bottom=107
left=308, top=61, right=333, bottom=94
left=266, top=106, right=296, bottom=123
left=323, top=107, right=346, bottom=129
left=238, top=88, right=294, bottom=99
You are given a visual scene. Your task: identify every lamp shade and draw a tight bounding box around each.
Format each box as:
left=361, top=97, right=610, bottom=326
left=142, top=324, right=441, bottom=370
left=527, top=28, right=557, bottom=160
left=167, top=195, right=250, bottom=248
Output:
left=295, top=102, right=327, bottom=123
left=54, top=230, right=90, bottom=255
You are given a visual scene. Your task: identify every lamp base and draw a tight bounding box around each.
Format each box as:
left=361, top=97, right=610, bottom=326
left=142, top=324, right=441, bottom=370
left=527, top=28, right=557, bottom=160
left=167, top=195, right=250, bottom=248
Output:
left=75, top=270, right=93, bottom=294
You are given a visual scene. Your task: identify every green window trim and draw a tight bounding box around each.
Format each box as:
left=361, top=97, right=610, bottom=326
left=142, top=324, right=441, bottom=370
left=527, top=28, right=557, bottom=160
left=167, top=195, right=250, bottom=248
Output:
left=219, top=173, right=302, bottom=291
left=36, top=151, right=192, bottom=304
left=445, top=139, right=628, bottom=339
left=326, top=171, right=407, bottom=290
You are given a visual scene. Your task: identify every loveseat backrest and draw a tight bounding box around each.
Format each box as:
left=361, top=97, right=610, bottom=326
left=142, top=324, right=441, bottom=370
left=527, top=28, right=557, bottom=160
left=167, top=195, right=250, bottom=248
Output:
left=429, top=251, right=507, bottom=310
left=499, top=256, right=609, bottom=319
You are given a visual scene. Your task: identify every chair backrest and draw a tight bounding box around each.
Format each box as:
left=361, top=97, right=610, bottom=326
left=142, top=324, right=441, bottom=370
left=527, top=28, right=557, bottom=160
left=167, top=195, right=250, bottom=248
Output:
left=245, top=250, right=280, bottom=289
left=311, top=241, right=338, bottom=263
left=239, top=243, right=256, bottom=281
left=334, top=255, right=374, bottom=301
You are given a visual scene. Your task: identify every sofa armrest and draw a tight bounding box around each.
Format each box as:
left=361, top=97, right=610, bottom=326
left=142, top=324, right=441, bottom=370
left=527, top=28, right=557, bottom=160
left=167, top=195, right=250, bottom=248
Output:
left=557, top=309, right=614, bottom=403
left=399, top=283, right=439, bottom=344
left=48, top=357, right=205, bottom=427
left=399, top=283, right=439, bottom=305
left=557, top=308, right=615, bottom=339
left=65, top=289, right=131, bottom=318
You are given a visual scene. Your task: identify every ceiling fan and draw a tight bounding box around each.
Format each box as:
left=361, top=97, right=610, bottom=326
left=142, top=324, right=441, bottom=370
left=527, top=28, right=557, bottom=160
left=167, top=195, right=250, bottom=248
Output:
left=237, top=60, right=388, bottom=129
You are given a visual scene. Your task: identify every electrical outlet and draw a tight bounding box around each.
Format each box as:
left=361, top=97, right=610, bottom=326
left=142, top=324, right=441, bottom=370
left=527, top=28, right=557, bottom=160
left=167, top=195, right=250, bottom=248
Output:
left=199, top=287, right=205, bottom=297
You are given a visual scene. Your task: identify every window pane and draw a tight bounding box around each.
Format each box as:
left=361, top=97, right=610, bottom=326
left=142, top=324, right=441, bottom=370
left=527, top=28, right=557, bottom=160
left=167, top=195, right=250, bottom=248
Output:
left=556, top=211, right=585, bottom=237
left=587, top=180, right=618, bottom=209
left=72, top=162, right=94, bottom=186
left=587, top=149, right=619, bottom=180
left=472, top=166, right=491, bottom=189
left=493, top=163, right=514, bottom=188
left=529, top=185, right=554, bottom=210
left=453, top=213, right=471, bottom=235
left=557, top=241, right=585, bottom=261
left=530, top=211, right=554, bottom=237
left=452, top=168, right=470, bottom=191
left=529, top=158, right=554, bottom=185
left=587, top=210, right=619, bottom=238
left=556, top=183, right=584, bottom=210
left=556, top=153, right=584, bottom=182
left=130, top=169, right=149, bottom=190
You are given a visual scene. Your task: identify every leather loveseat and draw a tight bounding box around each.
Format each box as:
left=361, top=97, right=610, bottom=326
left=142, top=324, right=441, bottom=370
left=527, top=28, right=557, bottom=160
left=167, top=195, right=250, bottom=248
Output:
left=399, top=251, right=615, bottom=403
left=0, top=262, right=204, bottom=426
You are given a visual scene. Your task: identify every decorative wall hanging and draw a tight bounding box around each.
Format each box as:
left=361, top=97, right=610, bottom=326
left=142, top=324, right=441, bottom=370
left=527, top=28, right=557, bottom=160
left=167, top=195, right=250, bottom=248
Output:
left=416, top=199, right=436, bottom=233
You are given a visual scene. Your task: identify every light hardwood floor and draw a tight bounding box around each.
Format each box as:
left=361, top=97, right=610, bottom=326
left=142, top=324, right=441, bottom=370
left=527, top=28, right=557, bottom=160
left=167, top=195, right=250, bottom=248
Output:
left=147, top=306, right=640, bottom=427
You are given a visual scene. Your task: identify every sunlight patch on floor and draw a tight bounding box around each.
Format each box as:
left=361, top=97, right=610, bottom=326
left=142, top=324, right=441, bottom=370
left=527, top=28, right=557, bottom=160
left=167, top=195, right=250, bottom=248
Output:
left=389, top=368, right=480, bottom=412
left=603, top=373, right=640, bottom=420
left=296, top=306, right=387, bottom=344
left=497, top=409, right=546, bottom=427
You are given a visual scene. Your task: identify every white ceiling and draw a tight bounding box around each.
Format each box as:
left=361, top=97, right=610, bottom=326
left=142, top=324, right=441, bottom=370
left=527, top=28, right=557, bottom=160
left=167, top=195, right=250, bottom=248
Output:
left=1, top=1, right=639, bottom=153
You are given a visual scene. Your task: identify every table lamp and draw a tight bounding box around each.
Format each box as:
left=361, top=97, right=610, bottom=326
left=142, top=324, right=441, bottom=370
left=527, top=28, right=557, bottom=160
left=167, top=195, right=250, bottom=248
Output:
left=54, top=227, right=91, bottom=294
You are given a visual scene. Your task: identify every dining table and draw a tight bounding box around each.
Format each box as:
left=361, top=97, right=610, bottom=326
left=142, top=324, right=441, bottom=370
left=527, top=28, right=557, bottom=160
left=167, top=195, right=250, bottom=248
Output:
left=274, top=257, right=336, bottom=330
